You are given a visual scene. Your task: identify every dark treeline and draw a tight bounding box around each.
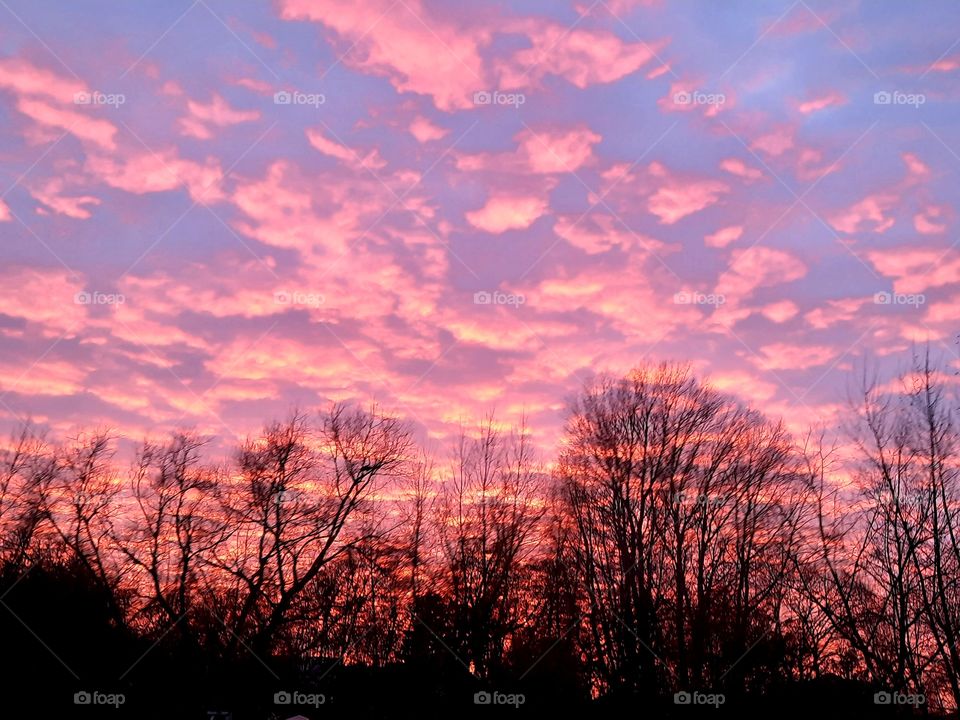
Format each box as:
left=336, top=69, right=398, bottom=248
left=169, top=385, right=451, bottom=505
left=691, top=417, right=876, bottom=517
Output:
left=1, top=361, right=958, bottom=718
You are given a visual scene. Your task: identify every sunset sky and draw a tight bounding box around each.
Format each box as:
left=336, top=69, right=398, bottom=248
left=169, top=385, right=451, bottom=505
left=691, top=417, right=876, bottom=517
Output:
left=1, top=0, right=958, bottom=457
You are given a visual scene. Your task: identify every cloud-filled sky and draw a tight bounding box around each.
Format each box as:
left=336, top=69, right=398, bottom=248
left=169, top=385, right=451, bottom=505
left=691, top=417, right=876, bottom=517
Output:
left=1, top=0, right=959, bottom=457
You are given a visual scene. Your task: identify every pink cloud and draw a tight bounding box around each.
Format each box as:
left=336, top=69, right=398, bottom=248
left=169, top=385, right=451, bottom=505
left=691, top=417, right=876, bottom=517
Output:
left=518, top=126, right=601, bottom=174
left=750, top=125, right=794, bottom=157
left=16, top=97, right=117, bottom=149
left=753, top=342, right=836, bottom=371
left=523, top=260, right=694, bottom=341
left=120, top=271, right=288, bottom=323
left=929, top=55, right=960, bottom=73
left=914, top=205, right=947, bottom=234
left=0, top=267, right=86, bottom=336
left=279, top=0, right=487, bottom=111
left=575, top=0, right=660, bottom=14
left=457, top=126, right=601, bottom=175
left=409, top=116, right=449, bottom=143
left=646, top=63, right=672, bottom=79
left=554, top=213, right=664, bottom=254
left=710, top=370, right=779, bottom=403
left=232, top=77, right=273, bottom=95
left=796, top=147, right=840, bottom=182
left=279, top=1, right=663, bottom=113
left=868, top=246, right=960, bottom=293
left=230, top=161, right=333, bottom=251
left=0, top=199, right=11, bottom=222
left=0, top=359, right=87, bottom=397
left=229, top=160, right=395, bottom=254
left=646, top=162, right=728, bottom=224
left=902, top=152, right=930, bottom=182
left=223, top=17, right=277, bottom=51
left=760, top=300, right=799, bottom=323
left=466, top=194, right=548, bottom=233
left=704, top=225, right=743, bottom=248
left=306, top=127, right=387, bottom=170
left=796, top=91, right=845, bottom=114
left=720, top=157, right=763, bottom=181
left=178, top=93, right=260, bottom=139
left=86, top=150, right=224, bottom=203
left=160, top=80, right=184, bottom=96
left=805, top=297, right=869, bottom=330
left=0, top=57, right=84, bottom=101
left=829, top=193, right=896, bottom=234
left=497, top=21, right=664, bottom=91
left=715, top=247, right=807, bottom=303
left=30, top=178, right=100, bottom=219
left=765, top=4, right=841, bottom=37
left=926, top=294, right=960, bottom=324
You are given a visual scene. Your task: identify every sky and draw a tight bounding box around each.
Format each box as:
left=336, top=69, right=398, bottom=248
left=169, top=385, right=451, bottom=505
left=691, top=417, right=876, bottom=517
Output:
left=0, top=0, right=958, bottom=459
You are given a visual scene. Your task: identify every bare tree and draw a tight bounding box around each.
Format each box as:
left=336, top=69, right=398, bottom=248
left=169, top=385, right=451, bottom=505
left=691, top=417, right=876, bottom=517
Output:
left=558, top=363, right=804, bottom=696
left=800, top=355, right=960, bottom=711
left=435, top=416, right=544, bottom=677
left=210, top=405, right=413, bottom=658
left=113, top=432, right=226, bottom=640
left=0, top=425, right=56, bottom=572
left=43, top=430, right=128, bottom=626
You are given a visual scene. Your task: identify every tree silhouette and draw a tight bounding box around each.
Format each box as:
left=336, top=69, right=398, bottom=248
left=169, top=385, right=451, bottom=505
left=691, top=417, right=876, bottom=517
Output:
left=0, top=365, right=957, bottom=717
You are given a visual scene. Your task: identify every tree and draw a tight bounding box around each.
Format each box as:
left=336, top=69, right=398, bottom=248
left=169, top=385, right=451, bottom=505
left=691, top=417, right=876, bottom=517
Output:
left=435, top=416, right=544, bottom=677
left=557, top=363, right=804, bottom=697
left=799, top=355, right=960, bottom=712
left=210, top=405, right=414, bottom=659
left=0, top=425, right=56, bottom=572
left=113, top=432, right=226, bottom=641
